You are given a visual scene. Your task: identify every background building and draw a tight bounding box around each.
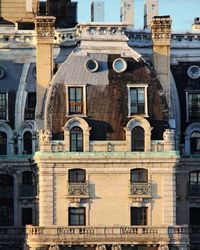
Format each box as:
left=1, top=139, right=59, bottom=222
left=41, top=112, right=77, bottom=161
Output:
left=144, top=0, right=158, bottom=30
left=91, top=0, right=105, bottom=22
left=120, top=0, right=134, bottom=27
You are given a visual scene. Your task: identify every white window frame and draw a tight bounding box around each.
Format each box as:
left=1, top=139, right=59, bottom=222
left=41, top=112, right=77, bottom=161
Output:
left=127, top=84, right=148, bottom=117
left=186, top=91, right=200, bottom=121
left=66, top=85, right=87, bottom=117
left=0, top=93, right=8, bottom=121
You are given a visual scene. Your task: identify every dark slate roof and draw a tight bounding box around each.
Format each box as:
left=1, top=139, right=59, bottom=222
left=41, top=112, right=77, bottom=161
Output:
left=0, top=61, right=23, bottom=92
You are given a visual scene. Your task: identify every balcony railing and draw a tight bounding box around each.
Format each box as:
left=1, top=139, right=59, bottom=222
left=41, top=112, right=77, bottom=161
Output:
left=19, top=185, right=37, bottom=198
left=129, top=182, right=151, bottom=197
left=26, top=225, right=189, bottom=246
left=187, top=184, right=200, bottom=196
left=67, top=182, right=89, bottom=197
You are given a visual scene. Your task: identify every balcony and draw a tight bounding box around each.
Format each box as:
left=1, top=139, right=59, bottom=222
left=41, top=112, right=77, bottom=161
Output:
left=26, top=225, right=189, bottom=246
left=19, top=185, right=37, bottom=198
left=129, top=182, right=151, bottom=198
left=67, top=182, right=89, bottom=198
left=187, top=184, right=200, bottom=196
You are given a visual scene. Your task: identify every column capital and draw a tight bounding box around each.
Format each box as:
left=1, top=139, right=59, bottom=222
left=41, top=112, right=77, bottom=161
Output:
left=35, top=16, right=56, bottom=43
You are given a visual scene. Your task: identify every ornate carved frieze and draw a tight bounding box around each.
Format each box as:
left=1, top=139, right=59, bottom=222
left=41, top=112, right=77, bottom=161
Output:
left=96, top=245, right=106, bottom=250
left=38, top=129, right=52, bottom=144
left=68, top=182, right=89, bottom=196
left=130, top=182, right=151, bottom=197
left=151, top=16, right=172, bottom=45
left=35, top=16, right=56, bottom=41
left=46, top=85, right=58, bottom=129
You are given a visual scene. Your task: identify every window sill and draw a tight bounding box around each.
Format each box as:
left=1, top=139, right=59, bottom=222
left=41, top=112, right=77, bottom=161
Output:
left=128, top=114, right=149, bottom=118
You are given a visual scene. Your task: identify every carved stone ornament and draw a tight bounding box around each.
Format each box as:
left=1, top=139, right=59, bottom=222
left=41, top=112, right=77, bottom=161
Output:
left=49, top=245, right=60, bottom=250
left=96, top=245, right=106, bottom=250
left=163, top=129, right=175, bottom=143
left=112, top=244, right=122, bottom=250
left=39, top=129, right=52, bottom=144
left=159, top=245, right=169, bottom=250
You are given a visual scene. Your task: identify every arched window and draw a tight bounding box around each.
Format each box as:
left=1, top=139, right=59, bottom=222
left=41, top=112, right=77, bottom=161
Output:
left=131, top=168, right=148, bottom=183
left=70, top=127, right=83, bottom=152
left=131, top=126, right=144, bottom=151
left=23, top=131, right=32, bottom=154
left=69, top=169, right=86, bottom=183
left=191, top=131, right=200, bottom=154
left=0, top=131, right=7, bottom=155
left=0, top=174, right=14, bottom=226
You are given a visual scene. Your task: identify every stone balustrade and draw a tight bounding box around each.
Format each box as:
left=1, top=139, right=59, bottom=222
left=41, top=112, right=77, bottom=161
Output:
left=129, top=182, right=151, bottom=197
left=25, top=225, right=189, bottom=246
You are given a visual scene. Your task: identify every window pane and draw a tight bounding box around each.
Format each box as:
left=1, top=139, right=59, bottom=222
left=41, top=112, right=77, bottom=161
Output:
left=131, top=207, right=147, bottom=225
left=130, top=88, right=145, bottom=115
left=191, top=132, right=200, bottom=154
left=0, top=132, right=7, bottom=155
left=188, top=93, right=200, bottom=120
left=131, top=169, right=148, bottom=182
left=70, top=127, right=83, bottom=152
left=69, top=207, right=85, bottom=226
left=69, top=169, right=86, bottom=183
left=23, top=131, right=32, bottom=154
left=132, top=126, right=144, bottom=151
left=68, top=87, right=83, bottom=114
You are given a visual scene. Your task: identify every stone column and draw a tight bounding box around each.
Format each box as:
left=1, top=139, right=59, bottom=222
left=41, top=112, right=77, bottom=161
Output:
left=151, top=16, right=172, bottom=117
left=34, top=16, right=55, bottom=129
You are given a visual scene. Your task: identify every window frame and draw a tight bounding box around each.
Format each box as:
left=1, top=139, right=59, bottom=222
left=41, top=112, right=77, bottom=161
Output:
left=131, top=168, right=148, bottom=183
left=68, top=207, right=86, bottom=226
left=130, top=207, right=147, bottom=226
left=131, top=126, right=145, bottom=152
left=68, top=169, right=86, bottom=183
left=186, top=91, right=200, bottom=121
left=66, top=85, right=87, bottom=116
left=0, top=93, right=8, bottom=121
left=127, top=84, right=148, bottom=117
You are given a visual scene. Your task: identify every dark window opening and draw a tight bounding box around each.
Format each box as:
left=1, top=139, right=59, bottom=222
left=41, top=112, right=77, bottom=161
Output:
left=0, top=131, right=7, bottom=155
left=70, top=126, right=83, bottom=152
left=130, top=88, right=145, bottom=115
left=22, top=208, right=33, bottom=226
left=69, top=207, right=85, bottom=226
left=68, top=87, right=83, bottom=115
left=188, top=93, right=200, bottom=120
left=22, top=171, right=34, bottom=185
left=69, top=169, right=86, bottom=183
left=0, top=93, right=7, bottom=120
left=132, top=126, right=144, bottom=151
left=189, top=171, right=200, bottom=195
left=191, top=132, right=200, bottom=154
left=131, top=207, right=147, bottom=225
left=23, top=131, right=32, bottom=154
left=24, top=93, right=36, bottom=120
left=190, top=207, right=200, bottom=225
left=131, top=168, right=148, bottom=183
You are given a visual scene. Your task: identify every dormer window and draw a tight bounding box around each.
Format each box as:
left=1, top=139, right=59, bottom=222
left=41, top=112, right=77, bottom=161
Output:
left=127, top=84, right=148, bottom=117
left=67, top=86, right=86, bottom=116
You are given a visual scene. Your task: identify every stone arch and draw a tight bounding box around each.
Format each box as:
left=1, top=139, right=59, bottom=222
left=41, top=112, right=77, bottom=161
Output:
left=0, top=122, right=14, bottom=155
left=185, top=123, right=200, bottom=154
left=125, top=116, right=152, bottom=152
left=17, top=121, right=36, bottom=154
left=62, top=117, right=91, bottom=152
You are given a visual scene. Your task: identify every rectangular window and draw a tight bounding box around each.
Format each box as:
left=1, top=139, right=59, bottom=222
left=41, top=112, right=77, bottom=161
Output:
left=131, top=207, right=147, bottom=225
left=187, top=93, right=200, bottom=120
left=0, top=93, right=7, bottom=120
left=22, top=207, right=33, bottom=226
left=68, top=87, right=83, bottom=115
left=25, top=92, right=36, bottom=120
left=69, top=207, right=85, bottom=226
left=128, top=85, right=148, bottom=117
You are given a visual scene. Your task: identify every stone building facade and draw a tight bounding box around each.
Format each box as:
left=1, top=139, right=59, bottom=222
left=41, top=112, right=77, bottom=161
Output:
left=0, top=8, right=200, bottom=250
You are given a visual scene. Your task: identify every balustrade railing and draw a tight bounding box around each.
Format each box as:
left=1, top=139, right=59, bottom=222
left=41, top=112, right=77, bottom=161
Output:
left=67, top=182, right=89, bottom=197
left=129, top=182, right=151, bottom=197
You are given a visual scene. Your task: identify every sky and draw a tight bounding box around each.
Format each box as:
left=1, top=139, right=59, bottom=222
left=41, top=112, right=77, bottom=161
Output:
left=73, top=0, right=200, bottom=32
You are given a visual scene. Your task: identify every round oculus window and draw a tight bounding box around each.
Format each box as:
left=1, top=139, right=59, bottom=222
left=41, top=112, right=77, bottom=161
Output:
left=85, top=59, right=99, bottom=72
left=187, top=65, right=200, bottom=79
left=0, top=67, right=5, bottom=79
left=113, top=58, right=127, bottom=73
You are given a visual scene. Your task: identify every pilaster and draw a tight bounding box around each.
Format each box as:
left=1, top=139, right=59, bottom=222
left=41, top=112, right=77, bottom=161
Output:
left=34, top=16, right=55, bottom=129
